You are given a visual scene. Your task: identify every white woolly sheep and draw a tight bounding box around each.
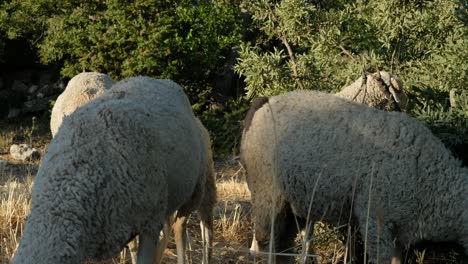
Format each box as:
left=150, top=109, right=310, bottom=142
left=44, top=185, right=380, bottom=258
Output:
left=336, top=71, right=408, bottom=111
left=49, top=71, right=170, bottom=263
left=241, top=90, right=467, bottom=264
left=13, top=77, right=216, bottom=264
left=50, top=72, right=115, bottom=137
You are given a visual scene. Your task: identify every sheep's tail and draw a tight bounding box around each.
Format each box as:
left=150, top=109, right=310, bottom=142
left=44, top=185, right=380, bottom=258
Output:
left=240, top=96, right=269, bottom=170
left=244, top=96, right=269, bottom=133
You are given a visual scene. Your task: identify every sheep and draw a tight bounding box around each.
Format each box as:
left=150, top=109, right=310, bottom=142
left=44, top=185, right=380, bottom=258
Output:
left=13, top=77, right=216, bottom=264
left=241, top=90, right=467, bottom=264
left=50, top=72, right=115, bottom=137
left=49, top=71, right=170, bottom=263
left=335, top=71, right=408, bottom=111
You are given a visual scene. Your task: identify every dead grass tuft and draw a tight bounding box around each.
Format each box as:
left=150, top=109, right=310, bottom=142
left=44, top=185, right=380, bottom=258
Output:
left=0, top=174, right=33, bottom=263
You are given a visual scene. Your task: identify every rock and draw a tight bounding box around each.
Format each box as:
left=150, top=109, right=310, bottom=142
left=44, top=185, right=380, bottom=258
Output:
left=55, top=79, right=66, bottom=91
left=10, top=144, right=40, bottom=161
left=0, top=89, right=23, bottom=117
left=11, top=80, right=29, bottom=94
left=36, top=84, right=59, bottom=98
left=28, top=85, right=39, bottom=94
left=38, top=71, right=54, bottom=86
left=22, top=95, right=56, bottom=113
left=7, top=108, right=21, bottom=119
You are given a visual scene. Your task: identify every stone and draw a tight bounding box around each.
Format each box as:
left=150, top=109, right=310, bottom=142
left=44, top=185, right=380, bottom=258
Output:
left=36, top=84, right=57, bottom=98
left=7, top=108, right=21, bottom=119
left=11, top=80, right=29, bottom=94
left=38, top=71, right=54, bottom=86
left=55, top=79, right=66, bottom=91
left=28, top=85, right=39, bottom=94
left=37, top=83, right=62, bottom=99
left=22, top=96, right=56, bottom=113
left=10, top=144, right=40, bottom=161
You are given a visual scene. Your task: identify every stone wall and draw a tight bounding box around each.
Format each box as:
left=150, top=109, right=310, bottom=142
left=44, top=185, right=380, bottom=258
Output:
left=0, top=39, right=64, bottom=119
left=0, top=68, right=65, bottom=119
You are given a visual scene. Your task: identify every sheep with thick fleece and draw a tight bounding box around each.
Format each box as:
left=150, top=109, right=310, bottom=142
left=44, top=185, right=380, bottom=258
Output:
left=13, top=77, right=216, bottom=264
left=50, top=72, right=115, bottom=137
left=336, top=71, right=408, bottom=111
left=241, top=90, right=467, bottom=264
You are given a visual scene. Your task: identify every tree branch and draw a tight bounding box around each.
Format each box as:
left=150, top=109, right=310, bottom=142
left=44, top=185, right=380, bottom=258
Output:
left=264, top=0, right=305, bottom=90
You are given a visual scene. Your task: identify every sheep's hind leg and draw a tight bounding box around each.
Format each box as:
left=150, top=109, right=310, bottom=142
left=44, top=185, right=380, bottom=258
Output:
left=173, top=214, right=188, bottom=264
left=136, top=233, right=158, bottom=264
left=154, top=214, right=176, bottom=264
left=274, top=209, right=301, bottom=264
left=197, top=202, right=214, bottom=264
left=128, top=237, right=138, bottom=264
left=354, top=206, right=402, bottom=264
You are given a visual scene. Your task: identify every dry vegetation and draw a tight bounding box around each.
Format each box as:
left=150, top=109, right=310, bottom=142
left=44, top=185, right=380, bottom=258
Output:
left=0, top=117, right=465, bottom=264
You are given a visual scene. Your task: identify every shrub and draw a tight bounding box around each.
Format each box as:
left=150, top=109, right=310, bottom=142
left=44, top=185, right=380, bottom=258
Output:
left=200, top=98, right=250, bottom=155
left=0, top=0, right=242, bottom=108
left=236, top=0, right=467, bottom=155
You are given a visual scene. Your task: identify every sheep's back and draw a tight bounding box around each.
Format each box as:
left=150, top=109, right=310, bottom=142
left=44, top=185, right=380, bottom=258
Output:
left=100, top=77, right=205, bottom=212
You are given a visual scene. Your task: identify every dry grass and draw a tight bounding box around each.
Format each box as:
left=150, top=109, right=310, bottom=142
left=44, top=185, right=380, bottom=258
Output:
left=1, top=155, right=464, bottom=264
left=0, top=174, right=33, bottom=263
left=0, top=153, right=256, bottom=264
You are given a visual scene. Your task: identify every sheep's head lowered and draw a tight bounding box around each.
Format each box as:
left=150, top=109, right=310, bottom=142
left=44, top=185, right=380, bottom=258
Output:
left=336, top=71, right=408, bottom=111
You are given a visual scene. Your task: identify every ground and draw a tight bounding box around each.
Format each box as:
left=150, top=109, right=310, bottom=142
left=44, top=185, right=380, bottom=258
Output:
left=0, top=116, right=465, bottom=264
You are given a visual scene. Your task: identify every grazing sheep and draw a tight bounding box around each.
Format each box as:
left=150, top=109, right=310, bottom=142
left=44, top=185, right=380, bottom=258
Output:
left=241, top=90, right=467, bottom=264
left=13, top=77, right=216, bottom=264
left=336, top=71, right=408, bottom=111
left=50, top=72, right=115, bottom=137
left=48, top=72, right=177, bottom=264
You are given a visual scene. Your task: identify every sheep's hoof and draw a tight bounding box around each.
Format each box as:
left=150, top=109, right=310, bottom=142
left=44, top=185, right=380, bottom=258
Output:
left=249, top=237, right=260, bottom=255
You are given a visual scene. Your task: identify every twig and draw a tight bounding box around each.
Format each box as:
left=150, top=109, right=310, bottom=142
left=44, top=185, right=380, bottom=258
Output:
left=263, top=0, right=305, bottom=90
left=449, top=89, right=457, bottom=108
left=338, top=44, right=357, bottom=62
left=351, top=66, right=368, bottom=102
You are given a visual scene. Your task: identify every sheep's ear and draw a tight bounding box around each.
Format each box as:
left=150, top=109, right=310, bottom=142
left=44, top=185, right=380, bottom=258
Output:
left=390, top=77, right=401, bottom=92
left=360, top=66, right=367, bottom=88
left=376, top=67, right=382, bottom=80
left=244, top=97, right=269, bottom=132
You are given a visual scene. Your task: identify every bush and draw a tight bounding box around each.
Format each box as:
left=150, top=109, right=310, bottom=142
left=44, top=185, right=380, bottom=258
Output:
left=199, top=98, right=250, bottom=155
left=0, top=0, right=244, bottom=152
left=235, top=0, right=467, bottom=155
left=0, top=0, right=242, bottom=108
left=0, top=39, right=4, bottom=63
left=413, top=90, right=468, bottom=163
